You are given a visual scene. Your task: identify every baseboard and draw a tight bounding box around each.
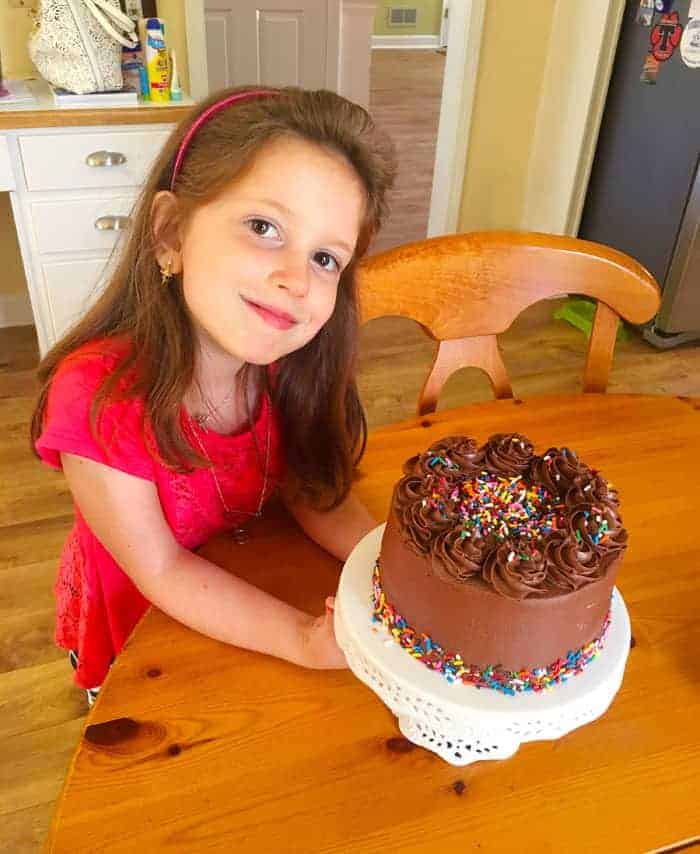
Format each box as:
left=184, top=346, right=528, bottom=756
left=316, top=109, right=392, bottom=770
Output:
left=0, top=292, right=33, bottom=328
left=372, top=34, right=442, bottom=49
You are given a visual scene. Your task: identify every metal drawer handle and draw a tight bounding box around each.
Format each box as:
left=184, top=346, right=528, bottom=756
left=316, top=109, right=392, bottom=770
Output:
left=85, top=150, right=127, bottom=167
left=94, top=215, right=131, bottom=231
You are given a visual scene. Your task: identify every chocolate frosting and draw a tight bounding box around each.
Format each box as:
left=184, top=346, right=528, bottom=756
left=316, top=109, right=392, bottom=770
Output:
left=564, top=471, right=619, bottom=509
left=404, top=435, right=482, bottom=479
left=430, top=528, right=489, bottom=584
left=482, top=433, right=534, bottom=477
left=529, top=447, right=589, bottom=494
left=392, top=432, right=627, bottom=600
left=395, top=474, right=429, bottom=504
left=481, top=539, right=548, bottom=599
left=394, top=482, right=453, bottom=555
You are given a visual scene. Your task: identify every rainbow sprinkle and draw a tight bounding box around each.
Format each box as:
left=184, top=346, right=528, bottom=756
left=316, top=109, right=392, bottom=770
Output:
left=423, top=471, right=564, bottom=543
left=371, top=563, right=610, bottom=695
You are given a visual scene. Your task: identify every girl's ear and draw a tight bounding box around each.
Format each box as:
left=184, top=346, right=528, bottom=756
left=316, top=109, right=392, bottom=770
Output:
left=151, top=191, right=184, bottom=275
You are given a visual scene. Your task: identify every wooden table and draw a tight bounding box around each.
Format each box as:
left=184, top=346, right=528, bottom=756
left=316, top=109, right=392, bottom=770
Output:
left=47, top=394, right=700, bottom=853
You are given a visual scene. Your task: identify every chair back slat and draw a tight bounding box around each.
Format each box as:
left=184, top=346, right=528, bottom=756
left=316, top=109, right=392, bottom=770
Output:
left=358, top=231, right=661, bottom=414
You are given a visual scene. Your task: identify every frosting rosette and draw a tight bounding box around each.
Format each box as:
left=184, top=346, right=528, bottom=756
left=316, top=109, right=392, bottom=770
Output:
left=394, top=474, right=430, bottom=504
left=566, top=502, right=626, bottom=553
left=394, top=489, right=454, bottom=555
left=428, top=435, right=483, bottom=473
left=402, top=453, right=459, bottom=480
left=541, top=503, right=624, bottom=589
left=577, top=502, right=628, bottom=558
left=564, top=471, right=619, bottom=509
left=529, top=447, right=588, bottom=495
left=482, top=433, right=534, bottom=477
left=543, top=530, right=610, bottom=590
left=430, top=528, right=489, bottom=584
left=404, top=435, right=483, bottom=479
left=481, top=539, right=548, bottom=599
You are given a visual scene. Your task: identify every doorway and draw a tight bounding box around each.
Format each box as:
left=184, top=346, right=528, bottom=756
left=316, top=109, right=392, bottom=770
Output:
left=369, top=0, right=485, bottom=253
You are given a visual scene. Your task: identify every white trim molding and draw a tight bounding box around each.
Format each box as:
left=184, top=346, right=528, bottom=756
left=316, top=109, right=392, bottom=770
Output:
left=521, top=0, right=624, bottom=236
left=338, top=1, right=379, bottom=110
left=371, top=34, right=441, bottom=49
left=184, top=0, right=209, bottom=101
left=427, top=0, right=486, bottom=237
left=0, top=292, right=34, bottom=328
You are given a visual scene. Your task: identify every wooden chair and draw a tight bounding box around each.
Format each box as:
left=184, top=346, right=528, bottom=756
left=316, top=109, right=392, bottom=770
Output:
left=356, top=231, right=661, bottom=415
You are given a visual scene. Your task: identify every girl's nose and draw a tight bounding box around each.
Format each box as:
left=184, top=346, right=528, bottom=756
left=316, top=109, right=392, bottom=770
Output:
left=272, top=256, right=311, bottom=299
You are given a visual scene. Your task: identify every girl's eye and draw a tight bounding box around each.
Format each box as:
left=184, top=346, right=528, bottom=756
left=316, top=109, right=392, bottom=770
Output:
left=314, top=251, right=340, bottom=273
left=248, top=218, right=341, bottom=272
left=248, top=218, right=280, bottom=239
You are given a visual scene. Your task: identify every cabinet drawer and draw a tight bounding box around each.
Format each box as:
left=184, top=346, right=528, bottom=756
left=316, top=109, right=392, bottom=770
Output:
left=19, top=129, right=170, bottom=191
left=31, top=195, right=137, bottom=254
left=42, top=257, right=111, bottom=340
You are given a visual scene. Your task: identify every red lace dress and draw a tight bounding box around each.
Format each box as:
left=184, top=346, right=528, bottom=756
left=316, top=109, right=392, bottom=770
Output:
left=35, top=338, right=285, bottom=689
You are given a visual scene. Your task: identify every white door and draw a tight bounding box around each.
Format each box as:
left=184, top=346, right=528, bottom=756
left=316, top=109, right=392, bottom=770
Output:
left=205, top=0, right=337, bottom=92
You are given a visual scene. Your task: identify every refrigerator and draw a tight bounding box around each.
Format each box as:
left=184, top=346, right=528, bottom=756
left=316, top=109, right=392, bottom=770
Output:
left=579, top=0, right=700, bottom=348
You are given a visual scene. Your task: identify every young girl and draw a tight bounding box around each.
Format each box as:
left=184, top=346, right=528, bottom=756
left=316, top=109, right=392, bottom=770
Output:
left=30, top=85, right=396, bottom=705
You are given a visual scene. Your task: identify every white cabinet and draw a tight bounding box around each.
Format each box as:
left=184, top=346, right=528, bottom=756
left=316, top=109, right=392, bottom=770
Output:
left=41, top=258, right=114, bottom=341
left=2, top=121, right=176, bottom=354
left=0, top=136, right=14, bottom=191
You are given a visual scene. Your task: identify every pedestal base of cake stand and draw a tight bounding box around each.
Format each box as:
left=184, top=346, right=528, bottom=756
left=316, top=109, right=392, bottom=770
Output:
left=334, top=525, right=631, bottom=766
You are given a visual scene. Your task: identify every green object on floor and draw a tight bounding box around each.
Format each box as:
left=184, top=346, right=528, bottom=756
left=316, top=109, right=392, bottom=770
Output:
left=553, top=298, right=630, bottom=342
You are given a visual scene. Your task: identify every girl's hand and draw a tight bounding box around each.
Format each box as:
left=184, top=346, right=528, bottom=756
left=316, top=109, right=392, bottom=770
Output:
left=299, top=597, right=348, bottom=669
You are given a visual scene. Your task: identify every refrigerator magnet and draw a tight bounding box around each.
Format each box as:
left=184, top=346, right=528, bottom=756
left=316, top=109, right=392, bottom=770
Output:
left=640, top=51, right=661, bottom=82
left=637, top=0, right=655, bottom=27
left=650, top=10, right=683, bottom=61
left=680, top=17, right=700, bottom=67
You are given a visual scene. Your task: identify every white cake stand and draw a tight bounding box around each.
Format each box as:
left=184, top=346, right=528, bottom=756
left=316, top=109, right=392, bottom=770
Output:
left=334, top=524, right=631, bottom=766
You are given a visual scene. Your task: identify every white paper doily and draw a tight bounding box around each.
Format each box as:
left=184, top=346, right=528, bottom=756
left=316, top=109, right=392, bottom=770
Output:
left=335, top=524, right=630, bottom=765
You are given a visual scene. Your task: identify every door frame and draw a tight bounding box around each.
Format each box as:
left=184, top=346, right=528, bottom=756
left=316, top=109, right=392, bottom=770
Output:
left=427, top=0, right=486, bottom=237
left=184, top=0, right=209, bottom=101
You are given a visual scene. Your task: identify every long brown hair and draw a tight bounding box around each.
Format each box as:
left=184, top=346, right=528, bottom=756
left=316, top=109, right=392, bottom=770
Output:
left=30, top=86, right=396, bottom=508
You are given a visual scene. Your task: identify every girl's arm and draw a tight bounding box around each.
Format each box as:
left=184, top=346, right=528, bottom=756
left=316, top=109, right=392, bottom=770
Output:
left=60, top=453, right=345, bottom=669
left=283, top=487, right=378, bottom=562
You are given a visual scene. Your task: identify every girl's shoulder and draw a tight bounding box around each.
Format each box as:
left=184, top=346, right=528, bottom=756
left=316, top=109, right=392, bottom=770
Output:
left=57, top=335, right=133, bottom=379
left=38, top=335, right=154, bottom=479
left=54, top=336, right=141, bottom=400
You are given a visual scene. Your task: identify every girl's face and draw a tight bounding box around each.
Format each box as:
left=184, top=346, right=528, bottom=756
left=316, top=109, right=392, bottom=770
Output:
left=178, top=135, right=367, bottom=367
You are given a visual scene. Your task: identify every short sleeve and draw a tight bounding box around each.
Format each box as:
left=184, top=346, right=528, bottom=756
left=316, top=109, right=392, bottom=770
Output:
left=35, top=349, right=155, bottom=482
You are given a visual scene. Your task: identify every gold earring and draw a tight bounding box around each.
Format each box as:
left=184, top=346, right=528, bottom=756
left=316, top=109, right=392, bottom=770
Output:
left=160, top=259, right=173, bottom=286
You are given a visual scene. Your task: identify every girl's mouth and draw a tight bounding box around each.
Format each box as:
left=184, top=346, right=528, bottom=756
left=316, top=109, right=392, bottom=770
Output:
left=241, top=296, right=298, bottom=331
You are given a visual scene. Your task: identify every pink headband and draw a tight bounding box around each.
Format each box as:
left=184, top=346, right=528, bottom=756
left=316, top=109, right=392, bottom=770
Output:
left=170, top=89, right=278, bottom=190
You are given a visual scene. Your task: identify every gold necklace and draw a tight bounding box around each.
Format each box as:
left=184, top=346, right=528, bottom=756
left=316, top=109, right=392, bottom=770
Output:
left=191, top=377, right=237, bottom=430
left=189, top=392, right=272, bottom=544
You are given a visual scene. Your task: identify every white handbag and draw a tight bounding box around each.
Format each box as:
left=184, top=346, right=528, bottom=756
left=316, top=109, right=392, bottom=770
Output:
left=28, top=0, right=138, bottom=95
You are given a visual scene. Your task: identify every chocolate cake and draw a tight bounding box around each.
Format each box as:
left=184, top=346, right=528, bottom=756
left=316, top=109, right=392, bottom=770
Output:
left=374, top=434, right=628, bottom=694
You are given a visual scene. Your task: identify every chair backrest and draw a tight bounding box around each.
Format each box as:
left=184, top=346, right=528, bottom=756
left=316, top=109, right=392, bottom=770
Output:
left=356, top=231, right=661, bottom=415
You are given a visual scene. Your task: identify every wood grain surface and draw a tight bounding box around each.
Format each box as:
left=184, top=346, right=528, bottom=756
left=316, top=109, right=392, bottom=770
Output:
left=0, top=104, right=193, bottom=130
left=46, top=394, right=700, bottom=853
